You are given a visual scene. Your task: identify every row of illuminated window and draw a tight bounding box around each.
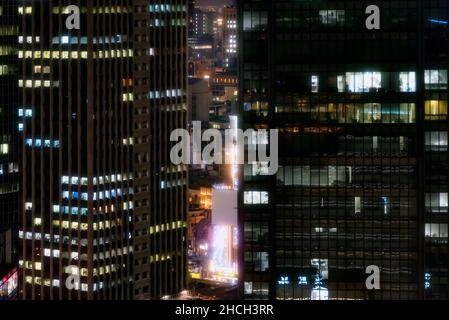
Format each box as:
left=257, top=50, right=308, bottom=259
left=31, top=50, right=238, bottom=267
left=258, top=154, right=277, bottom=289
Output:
left=25, top=138, right=60, bottom=148
left=311, top=70, right=447, bottom=93
left=147, top=89, right=184, bottom=99
left=0, top=26, right=18, bottom=36
left=425, top=224, right=448, bottom=239
left=33, top=65, right=50, bottom=73
left=275, top=166, right=414, bottom=188
left=135, top=253, right=176, bottom=265
left=426, top=193, right=449, bottom=212
left=53, top=204, right=133, bottom=218
left=18, top=109, right=32, bottom=117
left=149, top=220, right=186, bottom=235
left=243, top=11, right=268, bottom=32
left=18, top=36, right=40, bottom=44
left=53, top=205, right=88, bottom=216
left=244, top=191, right=269, bottom=205
left=248, top=100, right=448, bottom=121
left=18, top=49, right=133, bottom=59
left=23, top=261, right=119, bottom=277
left=295, top=103, right=415, bottom=124
left=18, top=6, right=33, bottom=14
left=24, top=275, right=106, bottom=291
left=41, top=246, right=131, bottom=261
left=0, top=64, right=13, bottom=75
left=61, top=189, right=133, bottom=200
left=44, top=219, right=120, bottom=231
left=0, top=183, right=19, bottom=195
left=61, top=173, right=133, bottom=185
left=425, top=100, right=448, bottom=120
left=245, top=10, right=447, bottom=30
left=0, top=143, right=8, bottom=155
left=0, top=45, right=15, bottom=56
left=52, top=35, right=126, bottom=45
left=19, top=80, right=60, bottom=88
left=0, top=162, right=18, bottom=176
left=148, top=4, right=187, bottom=13
left=122, top=93, right=133, bottom=102
left=150, top=253, right=172, bottom=263
left=149, top=18, right=187, bottom=27
left=122, top=137, right=134, bottom=145
left=19, top=231, right=86, bottom=246
left=244, top=281, right=269, bottom=297
left=20, top=230, right=132, bottom=245
left=246, top=195, right=411, bottom=215
left=52, top=6, right=129, bottom=14
left=426, top=132, right=448, bottom=151
left=160, top=179, right=187, bottom=189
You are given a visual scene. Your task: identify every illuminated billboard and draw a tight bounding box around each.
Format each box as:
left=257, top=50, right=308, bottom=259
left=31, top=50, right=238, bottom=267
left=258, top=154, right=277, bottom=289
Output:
left=0, top=268, right=18, bottom=299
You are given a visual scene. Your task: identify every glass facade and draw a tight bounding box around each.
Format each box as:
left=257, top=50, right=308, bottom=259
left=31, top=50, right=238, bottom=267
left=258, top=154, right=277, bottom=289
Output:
left=239, top=0, right=449, bottom=300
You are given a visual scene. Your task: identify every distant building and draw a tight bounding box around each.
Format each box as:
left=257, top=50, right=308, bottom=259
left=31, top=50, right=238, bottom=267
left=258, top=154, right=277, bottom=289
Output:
left=191, top=8, right=215, bottom=36
left=212, top=74, right=238, bottom=102
left=188, top=78, right=212, bottom=123
left=222, top=6, right=237, bottom=72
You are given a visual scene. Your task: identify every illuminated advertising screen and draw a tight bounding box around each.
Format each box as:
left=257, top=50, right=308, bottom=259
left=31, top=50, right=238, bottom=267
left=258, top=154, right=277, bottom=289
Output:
left=0, top=269, right=18, bottom=299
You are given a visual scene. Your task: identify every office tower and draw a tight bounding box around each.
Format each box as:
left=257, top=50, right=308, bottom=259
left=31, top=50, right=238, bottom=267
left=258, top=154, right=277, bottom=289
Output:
left=239, top=0, right=448, bottom=300
left=222, top=6, right=237, bottom=71
left=188, top=0, right=197, bottom=37
left=19, top=2, right=134, bottom=299
left=133, top=1, right=188, bottom=298
left=0, top=1, right=19, bottom=299
left=191, top=8, right=215, bottom=37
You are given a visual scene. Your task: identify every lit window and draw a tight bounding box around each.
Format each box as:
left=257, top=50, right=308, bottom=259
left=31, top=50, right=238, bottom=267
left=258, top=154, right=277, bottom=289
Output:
left=346, top=72, right=381, bottom=93
left=337, top=75, right=345, bottom=92
left=311, top=75, right=319, bottom=93
left=319, top=10, right=345, bottom=25
left=425, top=193, right=448, bottom=213
left=0, top=143, right=8, bottom=154
left=354, top=197, right=361, bottom=214
left=425, top=100, right=448, bottom=120
left=425, top=69, right=448, bottom=90
left=425, top=132, right=448, bottom=151
left=244, top=191, right=269, bottom=204
left=399, top=72, right=416, bottom=92
left=425, top=223, right=448, bottom=238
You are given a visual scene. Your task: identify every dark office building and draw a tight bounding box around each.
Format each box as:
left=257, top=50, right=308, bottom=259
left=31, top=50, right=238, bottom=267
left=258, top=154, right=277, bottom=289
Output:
left=239, top=0, right=448, bottom=300
left=0, top=1, right=19, bottom=299
left=133, top=1, right=188, bottom=298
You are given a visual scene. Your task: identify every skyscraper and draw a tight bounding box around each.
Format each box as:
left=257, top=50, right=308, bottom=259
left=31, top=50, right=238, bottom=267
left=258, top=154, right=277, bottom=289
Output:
left=239, top=0, right=448, bottom=300
left=19, top=1, right=134, bottom=300
left=222, top=6, right=237, bottom=71
left=133, top=0, right=188, bottom=299
left=0, top=0, right=19, bottom=299
left=0, top=0, right=189, bottom=301
left=17, top=0, right=188, bottom=301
